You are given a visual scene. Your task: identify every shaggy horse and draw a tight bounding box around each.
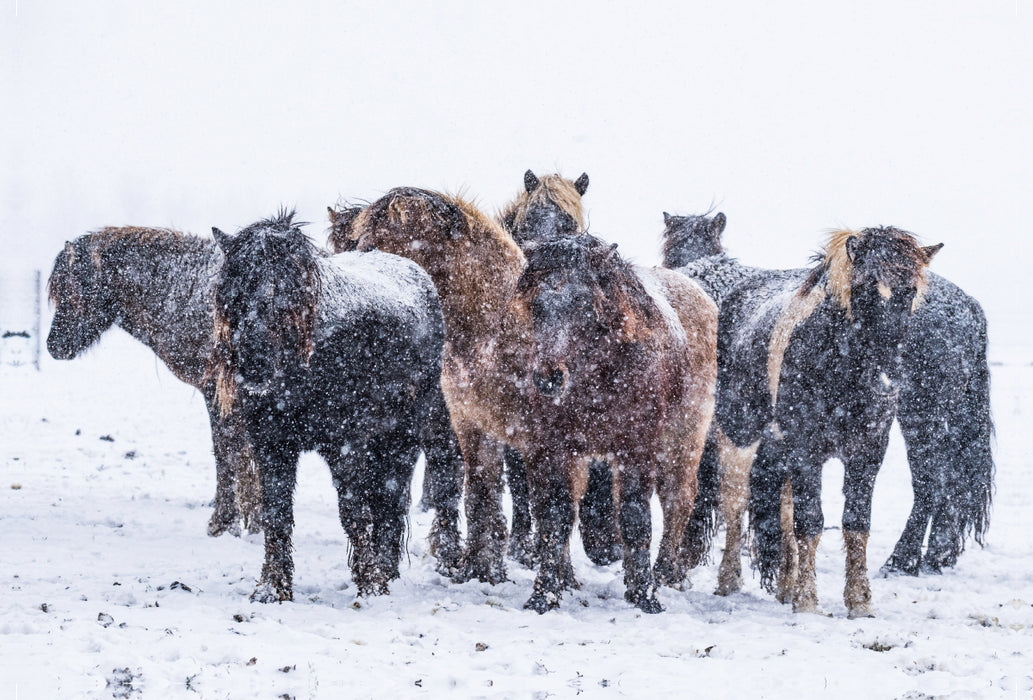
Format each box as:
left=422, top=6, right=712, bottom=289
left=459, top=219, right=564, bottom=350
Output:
left=716, top=227, right=940, bottom=617
left=343, top=190, right=716, bottom=612
left=210, top=211, right=450, bottom=601
left=514, top=235, right=716, bottom=612
left=663, top=213, right=993, bottom=582
left=46, top=228, right=261, bottom=537
left=326, top=170, right=601, bottom=570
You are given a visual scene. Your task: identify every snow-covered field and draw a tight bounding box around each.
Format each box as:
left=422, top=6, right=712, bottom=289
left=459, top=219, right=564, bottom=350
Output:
left=1, top=332, right=1030, bottom=699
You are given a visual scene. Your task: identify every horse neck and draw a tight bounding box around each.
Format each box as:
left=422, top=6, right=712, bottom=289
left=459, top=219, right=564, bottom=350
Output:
left=430, top=235, right=525, bottom=348
left=101, top=238, right=218, bottom=385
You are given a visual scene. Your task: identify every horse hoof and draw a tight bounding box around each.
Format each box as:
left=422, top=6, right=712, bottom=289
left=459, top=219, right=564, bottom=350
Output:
left=847, top=604, right=876, bottom=619
left=583, top=543, right=622, bottom=567
left=880, top=555, right=920, bottom=577
left=508, top=537, right=539, bottom=569
left=250, top=582, right=290, bottom=604
left=524, top=591, right=561, bottom=614
left=624, top=589, right=664, bottom=614
left=456, top=553, right=507, bottom=585
left=792, top=599, right=822, bottom=615
left=207, top=514, right=241, bottom=538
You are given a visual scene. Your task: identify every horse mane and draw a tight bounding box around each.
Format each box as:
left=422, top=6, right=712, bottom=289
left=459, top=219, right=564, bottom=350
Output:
left=800, top=227, right=932, bottom=314
left=517, top=234, right=659, bottom=342
left=497, top=174, right=586, bottom=236
left=211, top=209, right=322, bottom=415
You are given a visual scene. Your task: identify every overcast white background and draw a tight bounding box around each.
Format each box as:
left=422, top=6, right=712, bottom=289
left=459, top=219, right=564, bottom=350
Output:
left=3, top=0, right=1031, bottom=348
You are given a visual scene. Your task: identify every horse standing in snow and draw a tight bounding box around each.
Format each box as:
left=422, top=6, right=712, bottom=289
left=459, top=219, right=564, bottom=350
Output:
left=326, top=170, right=598, bottom=572
left=45, top=228, right=261, bottom=537
left=662, top=212, right=993, bottom=584
left=514, top=235, right=716, bottom=612
left=210, top=211, right=450, bottom=601
left=716, top=227, right=940, bottom=617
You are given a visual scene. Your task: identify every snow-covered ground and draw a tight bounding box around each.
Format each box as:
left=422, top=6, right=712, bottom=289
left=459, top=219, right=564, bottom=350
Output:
left=1, top=332, right=1030, bottom=699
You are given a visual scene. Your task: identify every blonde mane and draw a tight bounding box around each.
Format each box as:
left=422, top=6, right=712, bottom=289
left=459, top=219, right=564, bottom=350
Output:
left=497, top=174, right=586, bottom=233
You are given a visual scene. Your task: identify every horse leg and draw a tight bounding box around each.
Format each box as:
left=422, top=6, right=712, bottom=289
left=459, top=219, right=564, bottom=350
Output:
left=420, top=383, right=464, bottom=577
left=678, top=433, right=719, bottom=571
left=504, top=445, right=538, bottom=568
left=842, top=435, right=889, bottom=618
left=322, top=442, right=380, bottom=596
left=616, top=451, right=663, bottom=614
left=455, top=425, right=508, bottom=584
left=251, top=438, right=300, bottom=603
left=523, top=450, right=578, bottom=614
left=884, top=413, right=938, bottom=576
left=366, top=425, right=422, bottom=592
left=655, top=419, right=707, bottom=591
left=776, top=479, right=798, bottom=604
left=788, top=449, right=824, bottom=614
left=204, top=396, right=242, bottom=537
left=715, top=432, right=760, bottom=596
left=579, top=459, right=622, bottom=566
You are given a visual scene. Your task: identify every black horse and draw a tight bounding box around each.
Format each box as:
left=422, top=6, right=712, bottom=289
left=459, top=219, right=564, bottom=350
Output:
left=210, top=210, right=451, bottom=602
left=664, top=212, right=993, bottom=578
left=717, top=227, right=940, bottom=617
left=46, top=227, right=261, bottom=537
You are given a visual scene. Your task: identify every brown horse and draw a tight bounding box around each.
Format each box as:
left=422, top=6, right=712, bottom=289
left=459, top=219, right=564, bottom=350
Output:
left=514, top=234, right=717, bottom=612
left=327, top=171, right=595, bottom=570
left=339, top=190, right=717, bottom=612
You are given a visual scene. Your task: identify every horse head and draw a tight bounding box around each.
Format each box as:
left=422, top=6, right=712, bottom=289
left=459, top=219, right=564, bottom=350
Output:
left=661, top=211, right=726, bottom=268
left=326, top=204, right=365, bottom=253
left=211, top=210, right=319, bottom=408
left=46, top=237, right=118, bottom=360
left=517, top=235, right=649, bottom=401
left=826, top=227, right=941, bottom=399
left=499, top=170, right=588, bottom=246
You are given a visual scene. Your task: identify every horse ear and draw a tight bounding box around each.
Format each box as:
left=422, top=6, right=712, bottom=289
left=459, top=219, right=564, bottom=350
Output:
left=212, top=227, right=233, bottom=252
left=711, top=212, right=727, bottom=237
left=574, top=172, right=589, bottom=196
left=922, top=243, right=944, bottom=262
left=524, top=169, right=540, bottom=194
left=845, top=235, right=861, bottom=262
left=663, top=212, right=671, bottom=226
left=327, top=206, right=338, bottom=224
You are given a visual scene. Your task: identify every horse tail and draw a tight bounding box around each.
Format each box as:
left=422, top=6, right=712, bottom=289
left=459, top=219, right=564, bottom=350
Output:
left=957, top=301, right=994, bottom=547
left=748, top=436, right=787, bottom=592
left=680, top=432, right=719, bottom=567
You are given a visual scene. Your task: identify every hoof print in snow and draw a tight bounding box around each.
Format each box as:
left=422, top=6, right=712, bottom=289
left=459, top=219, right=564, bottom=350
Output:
left=106, top=667, right=139, bottom=698
left=99, top=434, right=115, bottom=442
left=97, top=612, right=115, bottom=628
left=169, top=581, right=192, bottom=593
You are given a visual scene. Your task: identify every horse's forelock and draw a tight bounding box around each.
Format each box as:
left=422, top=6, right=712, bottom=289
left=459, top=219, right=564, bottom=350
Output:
left=501, top=174, right=586, bottom=233
left=812, top=227, right=930, bottom=314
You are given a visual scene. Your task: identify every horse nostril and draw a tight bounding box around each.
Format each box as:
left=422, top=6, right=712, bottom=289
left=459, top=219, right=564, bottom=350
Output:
left=533, top=369, right=566, bottom=396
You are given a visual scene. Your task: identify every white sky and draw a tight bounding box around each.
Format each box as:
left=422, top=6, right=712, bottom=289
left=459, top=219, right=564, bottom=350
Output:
left=3, top=0, right=1031, bottom=346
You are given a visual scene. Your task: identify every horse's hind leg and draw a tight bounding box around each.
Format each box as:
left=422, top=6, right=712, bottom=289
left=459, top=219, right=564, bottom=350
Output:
left=884, top=414, right=939, bottom=576
left=788, top=450, right=824, bottom=614
left=420, top=383, right=464, bottom=577
left=251, top=439, right=300, bottom=603
left=368, top=425, right=422, bottom=591
left=578, top=460, right=622, bottom=567
left=715, top=432, right=760, bottom=596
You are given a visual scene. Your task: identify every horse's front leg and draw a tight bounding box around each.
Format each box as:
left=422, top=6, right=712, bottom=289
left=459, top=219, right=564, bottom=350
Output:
left=842, top=433, right=891, bottom=618
left=616, top=450, right=663, bottom=614
left=204, top=396, right=242, bottom=537
left=251, top=437, right=300, bottom=603
left=455, top=425, right=508, bottom=584
left=504, top=445, right=538, bottom=568
left=524, top=449, right=578, bottom=613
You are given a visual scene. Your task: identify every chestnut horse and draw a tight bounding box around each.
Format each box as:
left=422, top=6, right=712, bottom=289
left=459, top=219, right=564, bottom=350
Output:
left=339, top=188, right=717, bottom=612
left=515, top=234, right=716, bottom=612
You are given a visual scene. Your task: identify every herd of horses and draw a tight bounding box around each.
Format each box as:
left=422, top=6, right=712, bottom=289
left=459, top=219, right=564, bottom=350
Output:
left=44, top=171, right=993, bottom=618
